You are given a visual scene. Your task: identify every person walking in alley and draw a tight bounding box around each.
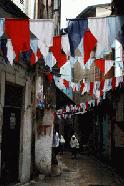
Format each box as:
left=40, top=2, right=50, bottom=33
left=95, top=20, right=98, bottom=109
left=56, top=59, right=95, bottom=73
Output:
left=52, top=131, right=60, bottom=164
left=59, top=135, right=65, bottom=155
left=70, top=135, right=79, bottom=159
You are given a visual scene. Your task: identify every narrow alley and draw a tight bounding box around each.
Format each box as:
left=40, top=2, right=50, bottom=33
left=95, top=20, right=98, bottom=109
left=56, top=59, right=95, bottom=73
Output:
left=1, top=0, right=124, bottom=185
left=25, top=153, right=124, bottom=186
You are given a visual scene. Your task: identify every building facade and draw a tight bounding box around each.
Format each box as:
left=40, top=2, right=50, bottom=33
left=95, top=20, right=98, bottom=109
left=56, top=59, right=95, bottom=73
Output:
left=0, top=5, right=35, bottom=184
left=69, top=2, right=124, bottom=176
left=0, top=0, right=60, bottom=184
left=10, top=0, right=35, bottom=18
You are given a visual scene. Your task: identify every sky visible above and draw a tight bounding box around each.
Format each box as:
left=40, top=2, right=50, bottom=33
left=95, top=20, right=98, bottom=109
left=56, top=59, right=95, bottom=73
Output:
left=61, top=0, right=111, bottom=28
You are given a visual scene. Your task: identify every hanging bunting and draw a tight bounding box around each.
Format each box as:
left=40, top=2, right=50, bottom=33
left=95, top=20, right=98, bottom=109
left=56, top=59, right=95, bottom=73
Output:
left=83, top=30, right=97, bottom=64
left=37, top=48, right=42, bottom=60
left=63, top=79, right=69, bottom=89
left=47, top=72, right=53, bottom=83
left=86, top=101, right=89, bottom=111
left=68, top=19, right=88, bottom=57
left=100, top=79, right=105, bottom=96
left=30, top=20, right=54, bottom=59
left=90, top=82, right=94, bottom=96
left=0, top=19, right=4, bottom=37
left=95, top=59, right=105, bottom=73
left=5, top=19, right=30, bottom=62
left=50, top=36, right=67, bottom=68
left=6, top=39, right=16, bottom=65
left=105, top=60, right=114, bottom=75
left=80, top=82, right=85, bottom=93
left=30, top=51, right=36, bottom=64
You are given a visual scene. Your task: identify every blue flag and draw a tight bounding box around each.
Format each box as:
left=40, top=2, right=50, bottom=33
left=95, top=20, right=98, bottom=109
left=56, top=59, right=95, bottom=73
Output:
left=68, top=19, right=88, bottom=57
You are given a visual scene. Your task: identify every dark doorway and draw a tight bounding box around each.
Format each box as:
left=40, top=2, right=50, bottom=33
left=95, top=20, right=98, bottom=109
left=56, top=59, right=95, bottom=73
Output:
left=1, top=82, right=23, bottom=184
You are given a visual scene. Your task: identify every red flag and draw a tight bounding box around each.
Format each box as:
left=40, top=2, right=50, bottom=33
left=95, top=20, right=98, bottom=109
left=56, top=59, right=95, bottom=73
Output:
left=112, top=77, right=116, bottom=90
left=5, top=19, right=30, bottom=62
left=80, top=82, right=84, bottom=92
left=37, top=48, right=42, bottom=60
left=90, top=82, right=94, bottom=96
left=30, top=52, right=36, bottom=64
left=50, top=36, right=67, bottom=68
left=63, top=79, right=69, bottom=89
left=84, top=30, right=97, bottom=64
left=58, top=54, right=67, bottom=69
left=47, top=73, right=53, bottom=83
left=95, top=59, right=105, bottom=73
left=100, top=79, right=105, bottom=96
left=73, top=86, right=76, bottom=93
left=86, top=101, right=88, bottom=110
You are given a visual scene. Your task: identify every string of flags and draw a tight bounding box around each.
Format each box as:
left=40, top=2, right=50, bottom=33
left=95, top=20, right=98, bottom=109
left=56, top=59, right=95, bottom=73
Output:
left=56, top=75, right=124, bottom=119
left=54, top=72, right=123, bottom=98
left=0, top=19, right=54, bottom=66
left=0, top=17, right=123, bottom=75
left=0, top=16, right=124, bottom=118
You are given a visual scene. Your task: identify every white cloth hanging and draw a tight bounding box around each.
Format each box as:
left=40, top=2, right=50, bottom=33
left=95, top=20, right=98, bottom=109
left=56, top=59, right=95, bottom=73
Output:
left=105, top=60, right=114, bottom=75
left=0, top=19, right=4, bottom=37
left=30, top=20, right=54, bottom=59
left=61, top=34, right=70, bottom=56
left=6, top=39, right=16, bottom=65
left=88, top=18, right=110, bottom=58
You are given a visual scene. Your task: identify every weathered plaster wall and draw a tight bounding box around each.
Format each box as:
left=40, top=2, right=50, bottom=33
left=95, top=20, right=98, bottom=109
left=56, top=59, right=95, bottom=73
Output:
left=35, top=109, right=54, bottom=175
left=0, top=64, right=32, bottom=183
left=0, top=71, right=5, bottom=176
left=19, top=80, right=32, bottom=183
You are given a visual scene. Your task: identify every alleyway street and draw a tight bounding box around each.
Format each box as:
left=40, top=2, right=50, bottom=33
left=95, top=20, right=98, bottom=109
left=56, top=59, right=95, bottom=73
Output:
left=29, top=153, right=124, bottom=186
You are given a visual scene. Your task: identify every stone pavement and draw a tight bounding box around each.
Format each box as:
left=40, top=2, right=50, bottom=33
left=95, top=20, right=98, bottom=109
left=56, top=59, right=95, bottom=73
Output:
left=18, top=153, right=124, bottom=186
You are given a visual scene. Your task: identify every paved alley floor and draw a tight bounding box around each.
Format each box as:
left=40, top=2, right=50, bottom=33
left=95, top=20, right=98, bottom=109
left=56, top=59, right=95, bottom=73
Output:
left=25, top=153, right=124, bottom=186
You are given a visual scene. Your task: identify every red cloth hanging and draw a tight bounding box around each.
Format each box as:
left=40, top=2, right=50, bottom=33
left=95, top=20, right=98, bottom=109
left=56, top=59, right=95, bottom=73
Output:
left=47, top=73, right=53, bottom=83
left=50, top=36, right=67, bottom=68
left=73, top=86, right=76, bottom=93
left=83, top=30, right=97, bottom=64
left=80, top=82, right=84, bottom=92
left=86, top=101, right=88, bottom=110
left=58, top=54, right=67, bottom=68
left=37, top=48, right=42, bottom=60
left=5, top=19, right=30, bottom=62
left=63, top=79, right=69, bottom=89
left=90, top=82, right=94, bottom=96
left=100, top=79, right=105, bottom=96
left=112, top=77, right=116, bottom=90
left=95, top=59, right=105, bottom=73
left=30, top=51, right=36, bottom=65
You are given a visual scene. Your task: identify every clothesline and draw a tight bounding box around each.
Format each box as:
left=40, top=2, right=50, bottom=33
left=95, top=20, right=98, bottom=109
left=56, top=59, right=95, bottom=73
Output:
left=66, top=14, right=118, bottom=21
left=0, top=18, right=54, bottom=21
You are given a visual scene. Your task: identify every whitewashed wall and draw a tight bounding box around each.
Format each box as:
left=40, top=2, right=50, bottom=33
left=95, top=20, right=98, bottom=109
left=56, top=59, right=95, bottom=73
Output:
left=35, top=109, right=54, bottom=175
